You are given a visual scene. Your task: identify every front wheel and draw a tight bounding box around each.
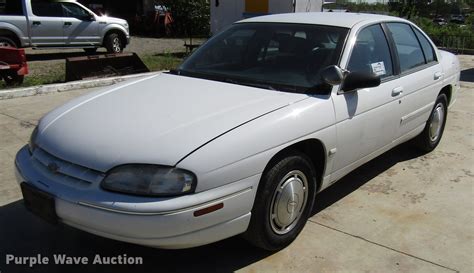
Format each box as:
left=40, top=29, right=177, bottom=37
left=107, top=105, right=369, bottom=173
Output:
left=243, top=151, right=317, bottom=251
left=104, top=33, right=123, bottom=53
left=414, top=93, right=448, bottom=152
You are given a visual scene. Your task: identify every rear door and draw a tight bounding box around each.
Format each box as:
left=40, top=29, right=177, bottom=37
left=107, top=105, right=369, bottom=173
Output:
left=29, top=0, right=66, bottom=46
left=384, top=23, right=443, bottom=139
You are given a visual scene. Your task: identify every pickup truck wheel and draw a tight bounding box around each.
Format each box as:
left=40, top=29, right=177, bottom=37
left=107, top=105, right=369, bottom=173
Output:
left=414, top=93, right=448, bottom=152
left=84, top=48, right=98, bottom=54
left=0, top=36, right=18, bottom=48
left=243, top=151, right=317, bottom=251
left=105, top=33, right=123, bottom=53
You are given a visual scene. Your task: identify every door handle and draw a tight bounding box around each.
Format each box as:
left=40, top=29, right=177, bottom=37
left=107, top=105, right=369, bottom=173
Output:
left=64, top=22, right=72, bottom=26
left=32, top=21, right=41, bottom=26
left=392, top=87, right=404, bottom=97
left=434, top=72, right=444, bottom=80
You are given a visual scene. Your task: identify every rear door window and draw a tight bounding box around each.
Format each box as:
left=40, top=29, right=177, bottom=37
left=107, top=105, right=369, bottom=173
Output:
left=413, top=28, right=436, bottom=63
left=0, top=0, right=24, bottom=15
left=386, top=23, right=426, bottom=73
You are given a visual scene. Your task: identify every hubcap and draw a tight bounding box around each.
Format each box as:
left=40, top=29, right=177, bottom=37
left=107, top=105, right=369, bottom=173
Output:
left=112, top=38, right=121, bottom=52
left=429, top=103, right=445, bottom=142
left=270, top=170, right=309, bottom=235
left=0, top=41, right=12, bottom=47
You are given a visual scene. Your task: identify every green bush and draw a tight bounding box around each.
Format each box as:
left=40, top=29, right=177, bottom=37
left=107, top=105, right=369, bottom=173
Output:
left=411, top=16, right=474, bottom=49
left=164, top=0, right=210, bottom=37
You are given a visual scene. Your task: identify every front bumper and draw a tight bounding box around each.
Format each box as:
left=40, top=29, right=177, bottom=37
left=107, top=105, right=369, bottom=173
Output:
left=15, top=146, right=259, bottom=249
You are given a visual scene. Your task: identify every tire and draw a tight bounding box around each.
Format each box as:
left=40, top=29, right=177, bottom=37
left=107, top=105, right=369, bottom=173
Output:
left=243, top=150, right=317, bottom=251
left=0, top=36, right=18, bottom=48
left=413, top=93, right=448, bottom=152
left=83, top=48, right=98, bottom=54
left=104, top=33, right=123, bottom=53
left=3, top=72, right=24, bottom=86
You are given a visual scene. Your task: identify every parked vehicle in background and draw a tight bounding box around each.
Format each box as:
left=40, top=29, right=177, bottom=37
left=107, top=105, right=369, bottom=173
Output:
left=0, top=0, right=130, bottom=53
left=450, top=14, right=465, bottom=24
left=15, top=13, right=460, bottom=251
left=433, top=17, right=448, bottom=26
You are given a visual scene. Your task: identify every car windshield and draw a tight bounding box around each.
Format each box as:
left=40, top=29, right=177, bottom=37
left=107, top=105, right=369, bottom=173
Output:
left=177, top=23, right=349, bottom=93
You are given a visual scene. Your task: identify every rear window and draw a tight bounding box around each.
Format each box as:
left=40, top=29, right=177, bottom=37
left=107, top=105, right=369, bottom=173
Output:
left=0, top=0, right=24, bottom=16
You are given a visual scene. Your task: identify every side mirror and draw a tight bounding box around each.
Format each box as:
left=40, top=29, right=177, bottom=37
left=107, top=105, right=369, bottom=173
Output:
left=320, top=65, right=345, bottom=85
left=81, top=14, right=95, bottom=21
left=341, top=72, right=381, bottom=92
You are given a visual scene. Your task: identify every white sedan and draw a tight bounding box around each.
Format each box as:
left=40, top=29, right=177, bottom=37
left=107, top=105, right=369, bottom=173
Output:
left=15, top=13, right=460, bottom=250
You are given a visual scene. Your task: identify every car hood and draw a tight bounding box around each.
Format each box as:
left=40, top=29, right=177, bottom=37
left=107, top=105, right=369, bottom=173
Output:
left=36, top=73, right=307, bottom=172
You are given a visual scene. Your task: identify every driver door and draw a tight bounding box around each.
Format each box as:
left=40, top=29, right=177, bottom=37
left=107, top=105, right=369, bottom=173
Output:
left=331, top=24, right=402, bottom=181
left=60, top=2, right=100, bottom=46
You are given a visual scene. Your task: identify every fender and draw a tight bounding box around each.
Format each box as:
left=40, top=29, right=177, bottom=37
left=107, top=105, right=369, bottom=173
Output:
left=0, top=22, right=29, bottom=47
left=177, top=96, right=337, bottom=192
left=100, top=24, right=129, bottom=43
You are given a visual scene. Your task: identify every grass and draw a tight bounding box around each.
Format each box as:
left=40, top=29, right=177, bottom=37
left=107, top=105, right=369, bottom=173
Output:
left=141, top=53, right=185, bottom=71
left=0, top=53, right=184, bottom=90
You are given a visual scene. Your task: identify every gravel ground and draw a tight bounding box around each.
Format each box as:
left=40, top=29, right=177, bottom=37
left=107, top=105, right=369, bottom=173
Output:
left=22, top=37, right=205, bottom=85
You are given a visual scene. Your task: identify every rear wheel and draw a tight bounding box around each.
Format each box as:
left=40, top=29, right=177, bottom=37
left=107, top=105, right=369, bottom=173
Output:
left=414, top=93, right=448, bottom=152
left=104, top=33, right=123, bottom=53
left=0, top=36, right=18, bottom=48
left=244, top=151, right=317, bottom=251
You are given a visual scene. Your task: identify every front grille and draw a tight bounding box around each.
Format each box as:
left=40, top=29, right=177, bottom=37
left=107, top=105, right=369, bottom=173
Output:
left=31, top=147, right=104, bottom=189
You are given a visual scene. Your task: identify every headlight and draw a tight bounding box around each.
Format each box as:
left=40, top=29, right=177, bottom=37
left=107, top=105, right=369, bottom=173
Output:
left=101, top=165, right=197, bottom=197
left=28, top=126, right=39, bottom=154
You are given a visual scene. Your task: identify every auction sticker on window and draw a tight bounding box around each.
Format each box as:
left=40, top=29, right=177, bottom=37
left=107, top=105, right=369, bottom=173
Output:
left=371, top=62, right=386, bottom=76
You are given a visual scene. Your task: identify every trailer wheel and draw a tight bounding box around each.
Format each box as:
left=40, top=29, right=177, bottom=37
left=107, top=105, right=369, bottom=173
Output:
left=3, top=72, right=24, bottom=86
left=0, top=36, right=18, bottom=48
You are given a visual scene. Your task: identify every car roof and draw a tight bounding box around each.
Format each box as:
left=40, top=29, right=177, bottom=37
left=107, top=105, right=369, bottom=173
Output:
left=238, top=12, right=409, bottom=28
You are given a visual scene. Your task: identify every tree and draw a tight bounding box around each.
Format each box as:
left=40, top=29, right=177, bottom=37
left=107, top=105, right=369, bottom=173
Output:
left=164, top=0, right=210, bottom=39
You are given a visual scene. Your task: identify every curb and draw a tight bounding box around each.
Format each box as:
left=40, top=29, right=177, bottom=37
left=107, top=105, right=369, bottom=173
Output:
left=0, top=71, right=161, bottom=100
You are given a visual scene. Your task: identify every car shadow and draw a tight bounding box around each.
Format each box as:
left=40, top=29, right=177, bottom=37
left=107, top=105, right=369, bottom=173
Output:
left=460, top=68, right=474, bottom=83
left=0, top=200, right=271, bottom=273
left=0, top=143, right=425, bottom=273
left=312, top=143, right=425, bottom=215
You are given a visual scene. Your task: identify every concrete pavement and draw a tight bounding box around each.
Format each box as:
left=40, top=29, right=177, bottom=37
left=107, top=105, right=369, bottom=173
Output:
left=0, top=59, right=472, bottom=272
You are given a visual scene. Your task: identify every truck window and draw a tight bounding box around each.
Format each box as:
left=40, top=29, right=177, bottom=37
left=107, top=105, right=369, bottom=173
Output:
left=31, top=0, right=63, bottom=17
left=0, top=0, right=24, bottom=16
left=61, top=2, right=90, bottom=19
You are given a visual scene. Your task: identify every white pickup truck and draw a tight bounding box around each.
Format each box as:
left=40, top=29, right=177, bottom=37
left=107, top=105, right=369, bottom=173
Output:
left=0, top=0, right=130, bottom=53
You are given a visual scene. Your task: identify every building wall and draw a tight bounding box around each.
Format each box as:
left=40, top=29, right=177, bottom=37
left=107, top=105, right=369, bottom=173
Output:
left=295, top=0, right=322, bottom=12
left=211, top=0, right=322, bottom=35
left=269, top=0, right=293, bottom=13
left=210, top=0, right=245, bottom=34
